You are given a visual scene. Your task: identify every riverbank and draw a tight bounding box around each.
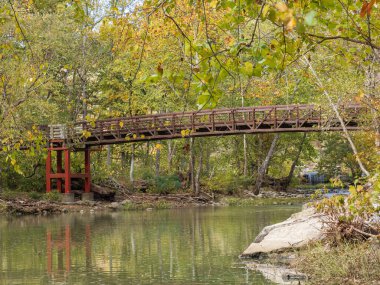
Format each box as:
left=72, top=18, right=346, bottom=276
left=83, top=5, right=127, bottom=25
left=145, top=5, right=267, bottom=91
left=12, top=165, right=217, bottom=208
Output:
left=293, top=241, right=380, bottom=285
left=0, top=189, right=309, bottom=215
left=241, top=199, right=380, bottom=284
left=243, top=241, right=380, bottom=285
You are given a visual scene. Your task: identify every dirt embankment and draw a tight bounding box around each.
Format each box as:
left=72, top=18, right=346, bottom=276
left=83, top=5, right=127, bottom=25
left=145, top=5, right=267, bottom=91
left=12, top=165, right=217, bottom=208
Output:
left=0, top=192, right=219, bottom=215
left=0, top=188, right=309, bottom=216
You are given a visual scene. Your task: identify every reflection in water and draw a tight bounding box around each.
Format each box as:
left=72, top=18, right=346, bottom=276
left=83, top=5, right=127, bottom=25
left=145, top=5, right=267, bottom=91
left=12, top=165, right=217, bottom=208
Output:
left=46, top=224, right=92, bottom=281
left=0, top=206, right=300, bottom=284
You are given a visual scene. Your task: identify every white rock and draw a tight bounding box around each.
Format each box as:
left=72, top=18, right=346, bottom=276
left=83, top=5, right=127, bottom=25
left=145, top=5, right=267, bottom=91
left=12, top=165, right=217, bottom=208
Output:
left=241, top=208, right=326, bottom=258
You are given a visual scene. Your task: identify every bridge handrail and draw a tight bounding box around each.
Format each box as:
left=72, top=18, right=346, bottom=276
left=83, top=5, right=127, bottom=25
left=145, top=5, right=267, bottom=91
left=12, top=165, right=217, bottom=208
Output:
left=45, top=103, right=366, bottom=141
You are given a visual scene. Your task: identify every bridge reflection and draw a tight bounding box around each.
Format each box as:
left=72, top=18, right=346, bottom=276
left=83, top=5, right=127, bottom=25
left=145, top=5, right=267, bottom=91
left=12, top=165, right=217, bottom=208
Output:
left=46, top=223, right=91, bottom=281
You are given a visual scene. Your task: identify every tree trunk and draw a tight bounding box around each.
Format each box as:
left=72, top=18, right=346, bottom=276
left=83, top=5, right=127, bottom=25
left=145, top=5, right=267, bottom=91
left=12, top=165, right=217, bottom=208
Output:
left=284, top=133, right=307, bottom=190
left=130, top=144, right=135, bottom=185
left=121, top=151, right=127, bottom=170
left=144, top=142, right=150, bottom=167
left=303, top=56, right=370, bottom=177
left=190, top=138, right=195, bottom=194
left=254, top=134, right=279, bottom=195
left=167, top=141, right=175, bottom=172
left=364, top=51, right=380, bottom=151
left=195, top=149, right=203, bottom=196
left=155, top=146, right=160, bottom=177
left=243, top=134, right=248, bottom=176
left=205, top=145, right=211, bottom=176
left=106, top=145, right=112, bottom=167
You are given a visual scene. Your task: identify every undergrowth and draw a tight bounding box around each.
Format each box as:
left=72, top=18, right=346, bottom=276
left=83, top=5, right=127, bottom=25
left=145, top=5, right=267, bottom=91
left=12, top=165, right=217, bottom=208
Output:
left=123, top=200, right=172, bottom=210
left=222, top=197, right=308, bottom=206
left=295, top=241, right=380, bottom=285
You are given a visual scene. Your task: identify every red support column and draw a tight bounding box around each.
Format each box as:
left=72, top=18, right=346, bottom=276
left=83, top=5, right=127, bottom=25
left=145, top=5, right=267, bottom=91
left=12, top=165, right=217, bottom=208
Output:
left=46, top=149, right=52, bottom=193
left=64, top=149, right=71, bottom=194
left=84, top=147, right=91, bottom=193
left=57, top=150, right=63, bottom=193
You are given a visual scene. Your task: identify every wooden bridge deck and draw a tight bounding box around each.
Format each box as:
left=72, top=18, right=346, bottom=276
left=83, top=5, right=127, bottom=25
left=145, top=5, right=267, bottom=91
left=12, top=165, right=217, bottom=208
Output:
left=49, top=103, right=367, bottom=146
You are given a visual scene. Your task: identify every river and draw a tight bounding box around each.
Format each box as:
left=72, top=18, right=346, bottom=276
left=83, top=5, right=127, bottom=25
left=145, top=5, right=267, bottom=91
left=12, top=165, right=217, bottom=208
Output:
left=0, top=205, right=301, bottom=284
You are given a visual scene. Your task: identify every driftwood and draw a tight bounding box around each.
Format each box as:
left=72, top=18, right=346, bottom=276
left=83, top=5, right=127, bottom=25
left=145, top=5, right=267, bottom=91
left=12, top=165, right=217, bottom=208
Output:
left=91, top=184, right=116, bottom=201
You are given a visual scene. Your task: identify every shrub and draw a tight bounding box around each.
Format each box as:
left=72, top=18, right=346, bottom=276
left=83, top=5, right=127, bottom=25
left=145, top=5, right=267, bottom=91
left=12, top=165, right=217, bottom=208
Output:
left=204, top=173, right=252, bottom=195
left=0, top=190, right=23, bottom=200
left=28, top=191, right=43, bottom=200
left=313, top=179, right=380, bottom=243
left=148, top=175, right=181, bottom=194
left=43, top=191, right=61, bottom=202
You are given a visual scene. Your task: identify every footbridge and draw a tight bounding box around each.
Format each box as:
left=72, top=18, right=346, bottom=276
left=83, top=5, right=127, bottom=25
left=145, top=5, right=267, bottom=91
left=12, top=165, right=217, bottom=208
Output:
left=41, top=103, right=367, bottom=199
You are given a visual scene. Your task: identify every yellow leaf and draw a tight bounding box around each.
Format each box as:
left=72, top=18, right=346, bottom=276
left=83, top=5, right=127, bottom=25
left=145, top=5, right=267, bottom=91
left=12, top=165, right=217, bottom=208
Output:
left=210, top=0, right=217, bottom=8
left=119, top=121, right=124, bottom=128
left=155, top=143, right=162, bottom=150
left=275, top=2, right=288, bottom=12
left=82, top=130, right=91, bottom=138
left=286, top=17, right=297, bottom=31
left=181, top=129, right=191, bottom=137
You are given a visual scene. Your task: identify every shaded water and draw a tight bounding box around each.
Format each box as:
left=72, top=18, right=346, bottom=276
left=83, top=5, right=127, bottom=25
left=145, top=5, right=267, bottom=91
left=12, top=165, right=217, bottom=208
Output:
left=0, top=205, right=300, bottom=284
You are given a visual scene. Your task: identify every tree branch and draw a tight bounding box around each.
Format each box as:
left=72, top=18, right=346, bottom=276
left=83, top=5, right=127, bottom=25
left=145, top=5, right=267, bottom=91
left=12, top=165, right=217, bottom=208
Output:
left=306, top=33, right=380, bottom=50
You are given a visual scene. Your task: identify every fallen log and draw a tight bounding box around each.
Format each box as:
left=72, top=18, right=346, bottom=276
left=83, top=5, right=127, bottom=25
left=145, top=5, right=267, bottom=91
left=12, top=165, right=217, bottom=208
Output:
left=91, top=184, right=116, bottom=201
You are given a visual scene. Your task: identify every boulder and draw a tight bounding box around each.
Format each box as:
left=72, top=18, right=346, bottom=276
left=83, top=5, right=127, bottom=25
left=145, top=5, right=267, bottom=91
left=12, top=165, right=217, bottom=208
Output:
left=241, top=208, right=326, bottom=258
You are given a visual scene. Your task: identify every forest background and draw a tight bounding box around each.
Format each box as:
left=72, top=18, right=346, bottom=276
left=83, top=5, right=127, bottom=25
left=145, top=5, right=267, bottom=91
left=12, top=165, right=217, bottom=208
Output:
left=0, top=0, right=379, bottom=196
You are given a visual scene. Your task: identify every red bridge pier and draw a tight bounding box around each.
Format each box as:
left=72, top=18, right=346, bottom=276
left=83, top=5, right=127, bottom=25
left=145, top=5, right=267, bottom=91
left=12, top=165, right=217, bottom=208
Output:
left=46, top=141, right=93, bottom=202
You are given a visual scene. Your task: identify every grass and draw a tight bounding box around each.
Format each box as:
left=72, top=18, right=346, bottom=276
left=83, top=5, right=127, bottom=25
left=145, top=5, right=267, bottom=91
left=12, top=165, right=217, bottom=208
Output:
left=123, top=200, right=172, bottom=211
left=294, top=242, right=380, bottom=285
left=0, top=190, right=27, bottom=200
left=221, top=197, right=308, bottom=207
left=0, top=201, right=6, bottom=213
left=43, top=191, right=61, bottom=202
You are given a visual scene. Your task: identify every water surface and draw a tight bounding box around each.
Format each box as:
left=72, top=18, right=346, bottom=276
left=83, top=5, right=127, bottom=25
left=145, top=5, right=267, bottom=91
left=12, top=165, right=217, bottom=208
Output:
left=0, top=205, right=300, bottom=284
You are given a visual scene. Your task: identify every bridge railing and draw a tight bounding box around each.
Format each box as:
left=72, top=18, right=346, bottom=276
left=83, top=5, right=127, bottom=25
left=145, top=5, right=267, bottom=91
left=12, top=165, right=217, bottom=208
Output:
left=46, top=104, right=367, bottom=144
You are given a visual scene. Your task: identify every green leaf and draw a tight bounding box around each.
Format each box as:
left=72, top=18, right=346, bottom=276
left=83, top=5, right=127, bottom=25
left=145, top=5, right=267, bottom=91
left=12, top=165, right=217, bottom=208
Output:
left=305, top=11, right=317, bottom=26
left=242, top=62, right=253, bottom=76
left=146, top=74, right=161, bottom=83
left=253, top=64, right=262, bottom=77
left=197, top=93, right=210, bottom=107
left=262, top=4, right=270, bottom=19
